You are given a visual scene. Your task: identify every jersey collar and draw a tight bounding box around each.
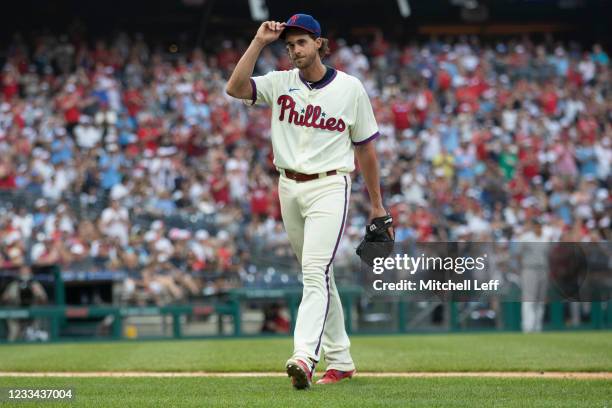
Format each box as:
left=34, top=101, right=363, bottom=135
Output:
left=299, top=66, right=337, bottom=90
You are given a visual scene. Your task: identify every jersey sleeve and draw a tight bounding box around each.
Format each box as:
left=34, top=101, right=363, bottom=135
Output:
left=350, top=81, right=380, bottom=145
left=250, top=70, right=281, bottom=106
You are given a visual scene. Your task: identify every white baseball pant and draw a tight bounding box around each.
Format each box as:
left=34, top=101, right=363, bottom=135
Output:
left=279, top=172, right=355, bottom=372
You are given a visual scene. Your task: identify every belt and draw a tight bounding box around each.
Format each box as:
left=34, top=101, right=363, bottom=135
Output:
left=280, top=169, right=338, bottom=182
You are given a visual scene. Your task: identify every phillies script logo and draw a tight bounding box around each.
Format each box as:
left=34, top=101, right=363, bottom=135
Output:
left=277, top=95, right=346, bottom=132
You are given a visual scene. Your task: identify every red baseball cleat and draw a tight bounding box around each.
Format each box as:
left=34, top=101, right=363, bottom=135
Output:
left=286, top=358, right=313, bottom=390
left=316, top=369, right=355, bottom=385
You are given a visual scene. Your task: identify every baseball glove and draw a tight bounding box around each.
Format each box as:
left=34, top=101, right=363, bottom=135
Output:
left=356, top=214, right=395, bottom=266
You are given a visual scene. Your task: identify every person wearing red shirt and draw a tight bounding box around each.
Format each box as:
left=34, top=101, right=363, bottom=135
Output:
left=391, top=97, right=411, bottom=131
left=1, top=70, right=19, bottom=100
left=567, top=62, right=583, bottom=87
left=57, top=86, right=81, bottom=134
left=250, top=183, right=270, bottom=218
left=217, top=245, right=233, bottom=271
left=9, top=102, right=26, bottom=129
left=137, top=118, right=162, bottom=153
left=577, top=114, right=598, bottom=144
left=540, top=83, right=558, bottom=116
left=473, top=129, right=491, bottom=161
left=210, top=170, right=230, bottom=206
left=370, top=31, right=389, bottom=60
left=0, top=159, right=16, bottom=190
left=520, top=149, right=540, bottom=181
left=508, top=173, right=529, bottom=203
left=455, top=77, right=481, bottom=113
left=124, top=86, right=144, bottom=118
left=411, top=205, right=434, bottom=241
left=437, top=68, right=451, bottom=92
left=414, top=83, right=433, bottom=125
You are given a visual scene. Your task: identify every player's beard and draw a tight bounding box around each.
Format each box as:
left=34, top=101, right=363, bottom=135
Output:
left=292, top=52, right=316, bottom=70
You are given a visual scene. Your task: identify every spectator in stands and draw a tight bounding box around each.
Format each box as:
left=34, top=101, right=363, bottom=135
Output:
left=261, top=302, right=290, bottom=334
left=99, top=199, right=130, bottom=246
left=0, top=30, right=608, bottom=307
left=517, top=219, right=551, bottom=333
left=1, top=264, right=48, bottom=341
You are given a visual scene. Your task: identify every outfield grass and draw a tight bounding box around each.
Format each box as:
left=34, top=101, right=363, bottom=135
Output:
left=0, top=377, right=609, bottom=408
left=0, top=332, right=610, bottom=407
left=0, top=332, right=610, bottom=373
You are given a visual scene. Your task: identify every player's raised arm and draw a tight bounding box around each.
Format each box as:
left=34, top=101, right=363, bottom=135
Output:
left=225, top=21, right=285, bottom=100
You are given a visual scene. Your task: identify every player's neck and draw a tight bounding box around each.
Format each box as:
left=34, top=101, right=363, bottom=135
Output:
left=299, top=60, right=327, bottom=83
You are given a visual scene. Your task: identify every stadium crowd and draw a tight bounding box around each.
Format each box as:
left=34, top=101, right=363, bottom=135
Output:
left=0, top=30, right=610, bottom=305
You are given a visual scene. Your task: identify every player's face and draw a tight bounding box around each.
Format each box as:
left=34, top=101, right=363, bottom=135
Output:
left=285, top=32, right=320, bottom=69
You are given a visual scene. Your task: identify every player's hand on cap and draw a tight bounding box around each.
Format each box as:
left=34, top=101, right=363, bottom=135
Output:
left=254, top=21, right=286, bottom=46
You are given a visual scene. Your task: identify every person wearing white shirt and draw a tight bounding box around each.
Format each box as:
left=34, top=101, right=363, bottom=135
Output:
left=225, top=14, right=391, bottom=388
left=74, top=117, right=103, bottom=149
left=99, top=199, right=130, bottom=246
left=517, top=219, right=551, bottom=333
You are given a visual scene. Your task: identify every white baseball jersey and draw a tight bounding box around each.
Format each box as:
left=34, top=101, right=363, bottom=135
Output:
left=250, top=68, right=379, bottom=174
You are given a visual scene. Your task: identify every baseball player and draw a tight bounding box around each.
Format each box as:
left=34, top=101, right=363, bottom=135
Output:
left=226, top=14, right=391, bottom=389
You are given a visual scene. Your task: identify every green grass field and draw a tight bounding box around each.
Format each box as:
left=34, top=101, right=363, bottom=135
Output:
left=0, top=377, right=609, bottom=408
left=0, top=332, right=610, bottom=372
left=0, top=332, right=610, bottom=407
